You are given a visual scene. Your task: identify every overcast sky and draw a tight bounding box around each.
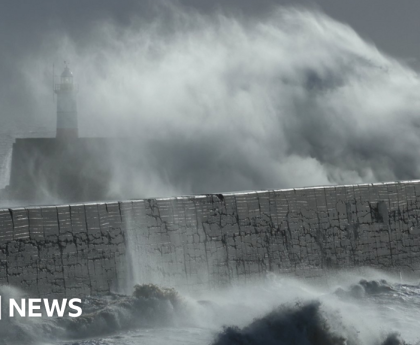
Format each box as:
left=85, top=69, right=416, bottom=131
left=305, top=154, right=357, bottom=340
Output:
left=0, top=0, right=419, bottom=199
left=1, top=1, right=419, bottom=63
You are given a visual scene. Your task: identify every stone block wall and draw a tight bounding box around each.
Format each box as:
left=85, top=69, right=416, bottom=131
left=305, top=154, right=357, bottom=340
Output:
left=0, top=203, right=126, bottom=297
left=125, top=181, right=420, bottom=291
left=1, top=180, right=420, bottom=297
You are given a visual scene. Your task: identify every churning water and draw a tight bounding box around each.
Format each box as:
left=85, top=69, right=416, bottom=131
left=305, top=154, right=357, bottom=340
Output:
left=0, top=270, right=419, bottom=345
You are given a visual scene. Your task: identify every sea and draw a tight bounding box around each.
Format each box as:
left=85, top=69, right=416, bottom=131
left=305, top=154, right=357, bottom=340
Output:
left=0, top=270, right=419, bottom=345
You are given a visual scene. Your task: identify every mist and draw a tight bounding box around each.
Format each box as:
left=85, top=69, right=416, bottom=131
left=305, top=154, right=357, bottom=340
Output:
left=2, top=4, right=420, bottom=201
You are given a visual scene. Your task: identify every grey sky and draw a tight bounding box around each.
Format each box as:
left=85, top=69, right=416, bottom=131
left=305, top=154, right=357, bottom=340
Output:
left=1, top=0, right=419, bottom=65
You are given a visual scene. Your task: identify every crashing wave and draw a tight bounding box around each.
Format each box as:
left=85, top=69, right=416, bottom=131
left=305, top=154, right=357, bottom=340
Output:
left=61, top=284, right=185, bottom=339
left=211, top=300, right=408, bottom=345
left=334, top=279, right=395, bottom=299
left=0, top=279, right=419, bottom=345
left=0, top=284, right=187, bottom=345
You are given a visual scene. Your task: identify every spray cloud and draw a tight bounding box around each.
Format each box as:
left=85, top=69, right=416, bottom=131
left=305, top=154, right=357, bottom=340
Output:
left=4, top=5, right=420, bottom=200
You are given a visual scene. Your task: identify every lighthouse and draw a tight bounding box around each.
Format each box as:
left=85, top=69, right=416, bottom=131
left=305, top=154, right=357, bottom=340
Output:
left=54, top=64, right=78, bottom=138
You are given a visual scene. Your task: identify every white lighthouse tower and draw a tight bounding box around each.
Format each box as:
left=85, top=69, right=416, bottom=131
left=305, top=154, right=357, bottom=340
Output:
left=54, top=63, right=78, bottom=138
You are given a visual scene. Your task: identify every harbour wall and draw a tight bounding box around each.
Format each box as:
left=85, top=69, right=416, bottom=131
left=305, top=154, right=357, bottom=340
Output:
left=0, top=203, right=127, bottom=297
left=1, top=180, right=420, bottom=297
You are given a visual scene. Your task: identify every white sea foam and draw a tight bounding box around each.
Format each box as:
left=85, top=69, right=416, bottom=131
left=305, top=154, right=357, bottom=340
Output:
left=0, top=273, right=419, bottom=345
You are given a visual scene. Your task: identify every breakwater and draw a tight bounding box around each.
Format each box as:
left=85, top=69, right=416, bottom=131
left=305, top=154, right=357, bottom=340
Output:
left=1, top=180, right=420, bottom=297
left=0, top=203, right=126, bottom=297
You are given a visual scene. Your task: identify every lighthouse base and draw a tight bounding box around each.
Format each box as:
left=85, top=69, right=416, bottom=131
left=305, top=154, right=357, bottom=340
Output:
left=56, top=128, right=78, bottom=139
left=5, top=137, right=129, bottom=203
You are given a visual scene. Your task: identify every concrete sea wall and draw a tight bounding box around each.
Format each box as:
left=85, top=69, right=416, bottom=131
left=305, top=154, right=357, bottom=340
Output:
left=1, top=181, right=420, bottom=297
left=0, top=203, right=126, bottom=297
